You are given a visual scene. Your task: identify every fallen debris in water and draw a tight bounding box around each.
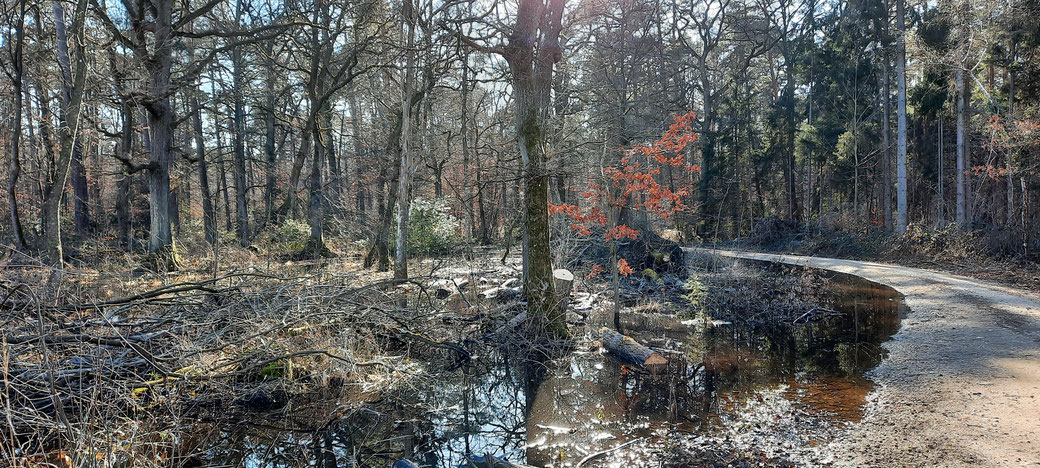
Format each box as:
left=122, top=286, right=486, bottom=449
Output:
left=599, top=327, right=669, bottom=372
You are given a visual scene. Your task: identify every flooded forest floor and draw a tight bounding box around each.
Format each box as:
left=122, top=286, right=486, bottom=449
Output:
left=2, top=246, right=1037, bottom=466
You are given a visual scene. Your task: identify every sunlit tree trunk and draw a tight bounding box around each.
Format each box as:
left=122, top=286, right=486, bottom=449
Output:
left=348, top=92, right=367, bottom=223
left=895, top=0, right=908, bottom=233
left=1006, top=41, right=1015, bottom=227
left=264, top=43, right=278, bottom=226
left=394, top=0, right=417, bottom=280
left=502, top=0, right=567, bottom=336
left=880, top=9, right=893, bottom=231
left=56, top=0, right=90, bottom=239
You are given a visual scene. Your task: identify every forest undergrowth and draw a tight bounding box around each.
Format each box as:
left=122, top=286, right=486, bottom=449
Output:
left=0, top=231, right=852, bottom=467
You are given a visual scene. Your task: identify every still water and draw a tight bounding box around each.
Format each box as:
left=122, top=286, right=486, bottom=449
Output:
left=193, top=264, right=904, bottom=467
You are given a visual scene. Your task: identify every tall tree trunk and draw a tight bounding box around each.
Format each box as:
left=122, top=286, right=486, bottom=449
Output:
left=219, top=135, right=233, bottom=232
left=142, top=0, right=179, bottom=268
left=326, top=111, right=341, bottom=216
left=115, top=107, right=134, bottom=245
left=1021, top=176, right=1029, bottom=246
left=109, top=51, right=135, bottom=246
left=394, top=0, right=417, bottom=281
left=783, top=73, right=800, bottom=221
left=231, top=86, right=250, bottom=246
left=1006, top=41, right=1016, bottom=227
left=881, top=28, right=893, bottom=231
left=70, top=132, right=89, bottom=237
left=43, top=0, right=88, bottom=264
left=895, top=0, right=908, bottom=233
left=188, top=44, right=217, bottom=245
left=231, top=2, right=250, bottom=247
left=305, top=117, right=328, bottom=255
left=366, top=112, right=402, bottom=271
left=700, top=65, right=717, bottom=234
left=955, top=66, right=967, bottom=224
left=502, top=0, right=567, bottom=336
left=460, top=52, right=474, bottom=241
left=264, top=42, right=278, bottom=225
left=284, top=116, right=315, bottom=220
left=348, top=93, right=366, bottom=224
left=53, top=0, right=90, bottom=239
left=7, top=0, right=28, bottom=249
left=299, top=0, right=336, bottom=257
left=938, top=117, right=944, bottom=225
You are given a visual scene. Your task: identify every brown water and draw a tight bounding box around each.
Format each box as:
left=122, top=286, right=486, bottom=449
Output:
left=194, top=265, right=904, bottom=467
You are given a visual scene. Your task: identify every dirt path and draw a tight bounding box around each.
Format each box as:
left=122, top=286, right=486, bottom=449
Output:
left=696, top=249, right=1040, bottom=467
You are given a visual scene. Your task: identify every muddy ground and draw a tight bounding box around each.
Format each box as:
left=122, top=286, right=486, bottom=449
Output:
left=700, top=249, right=1040, bottom=467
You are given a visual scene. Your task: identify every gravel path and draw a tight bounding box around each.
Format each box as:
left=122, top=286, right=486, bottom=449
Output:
left=693, top=249, right=1040, bottom=467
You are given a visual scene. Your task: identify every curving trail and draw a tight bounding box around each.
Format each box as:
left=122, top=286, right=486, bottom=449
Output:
left=692, top=249, right=1040, bottom=467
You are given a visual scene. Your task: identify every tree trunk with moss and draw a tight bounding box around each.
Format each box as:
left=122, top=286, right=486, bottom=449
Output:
left=500, top=0, right=567, bottom=337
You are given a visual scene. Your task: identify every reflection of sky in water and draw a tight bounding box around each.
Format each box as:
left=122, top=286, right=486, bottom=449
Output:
left=200, top=265, right=902, bottom=467
left=422, top=359, right=528, bottom=466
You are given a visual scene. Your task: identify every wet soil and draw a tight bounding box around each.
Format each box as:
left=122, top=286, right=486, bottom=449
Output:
left=702, top=249, right=1040, bottom=467
left=188, top=258, right=906, bottom=467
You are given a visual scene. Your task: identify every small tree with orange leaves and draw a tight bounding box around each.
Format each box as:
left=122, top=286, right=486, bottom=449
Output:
left=550, top=111, right=699, bottom=329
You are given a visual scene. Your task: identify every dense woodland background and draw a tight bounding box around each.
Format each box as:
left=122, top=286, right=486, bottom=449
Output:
left=1, top=0, right=1039, bottom=272
left=3, top=0, right=1040, bottom=464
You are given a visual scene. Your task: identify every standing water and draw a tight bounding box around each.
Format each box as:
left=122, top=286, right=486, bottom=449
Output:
left=195, top=263, right=904, bottom=467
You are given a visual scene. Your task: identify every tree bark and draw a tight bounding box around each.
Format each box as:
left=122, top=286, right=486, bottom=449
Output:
left=394, top=0, right=417, bottom=281
left=231, top=0, right=250, bottom=247
left=895, top=0, right=908, bottom=233
left=1006, top=41, right=1015, bottom=227
left=43, top=0, right=88, bottom=264
left=348, top=93, right=366, bottom=223
left=881, top=15, right=893, bottom=231
left=53, top=0, right=90, bottom=238
left=955, top=66, right=967, bottom=225
left=188, top=54, right=217, bottom=245
left=501, top=0, right=567, bottom=336
left=264, top=42, right=278, bottom=225
left=599, top=327, right=668, bottom=373
left=367, top=111, right=402, bottom=271
left=7, top=0, right=28, bottom=249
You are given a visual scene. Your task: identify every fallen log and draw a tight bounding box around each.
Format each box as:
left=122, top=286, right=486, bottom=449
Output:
left=599, top=327, right=668, bottom=373
left=494, top=311, right=528, bottom=336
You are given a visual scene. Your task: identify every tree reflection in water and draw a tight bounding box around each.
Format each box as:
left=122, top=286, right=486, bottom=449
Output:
left=193, top=265, right=902, bottom=467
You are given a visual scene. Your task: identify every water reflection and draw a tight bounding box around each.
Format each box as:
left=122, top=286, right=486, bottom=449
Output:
left=194, top=265, right=903, bottom=467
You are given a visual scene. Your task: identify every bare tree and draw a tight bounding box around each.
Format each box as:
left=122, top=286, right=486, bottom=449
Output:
left=3, top=0, right=29, bottom=249
left=394, top=0, right=417, bottom=280
left=42, top=0, right=88, bottom=264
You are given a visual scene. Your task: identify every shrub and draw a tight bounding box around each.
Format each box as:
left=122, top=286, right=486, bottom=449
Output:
left=274, top=219, right=311, bottom=252
left=393, top=197, right=461, bottom=255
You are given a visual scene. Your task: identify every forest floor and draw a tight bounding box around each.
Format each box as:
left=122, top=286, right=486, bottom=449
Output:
left=5, top=235, right=1039, bottom=466
left=698, top=249, right=1040, bottom=467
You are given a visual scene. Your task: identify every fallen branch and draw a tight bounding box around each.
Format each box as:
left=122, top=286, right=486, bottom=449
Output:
left=575, top=437, right=645, bottom=467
